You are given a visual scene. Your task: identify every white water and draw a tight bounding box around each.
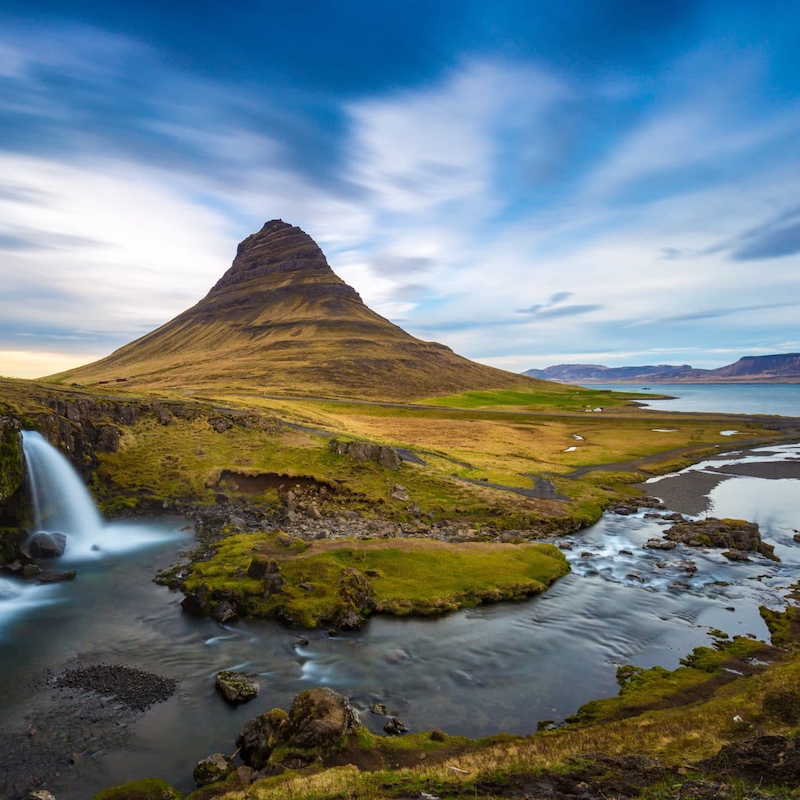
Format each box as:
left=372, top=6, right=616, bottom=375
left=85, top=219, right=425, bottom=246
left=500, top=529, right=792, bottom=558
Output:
left=20, top=430, right=183, bottom=562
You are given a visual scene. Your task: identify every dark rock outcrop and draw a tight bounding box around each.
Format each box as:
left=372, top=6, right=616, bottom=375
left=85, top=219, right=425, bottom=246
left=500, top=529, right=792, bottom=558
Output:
left=284, top=687, right=362, bottom=748
left=664, top=518, right=779, bottom=561
left=236, top=687, right=362, bottom=773
left=237, top=708, right=288, bottom=769
left=330, top=440, right=403, bottom=470
left=29, top=532, right=67, bottom=559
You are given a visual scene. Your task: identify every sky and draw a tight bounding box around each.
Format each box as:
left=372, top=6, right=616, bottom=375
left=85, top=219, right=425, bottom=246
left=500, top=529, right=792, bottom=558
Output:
left=1, top=0, right=800, bottom=379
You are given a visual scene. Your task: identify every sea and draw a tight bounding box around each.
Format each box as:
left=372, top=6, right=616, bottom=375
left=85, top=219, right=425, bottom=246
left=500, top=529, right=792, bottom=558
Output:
left=592, top=382, right=800, bottom=417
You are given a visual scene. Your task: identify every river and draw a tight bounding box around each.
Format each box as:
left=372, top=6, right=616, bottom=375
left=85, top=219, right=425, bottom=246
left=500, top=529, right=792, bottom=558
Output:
left=1, top=411, right=799, bottom=797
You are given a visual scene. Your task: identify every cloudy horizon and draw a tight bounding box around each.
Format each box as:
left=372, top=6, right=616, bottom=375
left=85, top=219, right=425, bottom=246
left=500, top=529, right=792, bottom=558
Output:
left=2, top=1, right=799, bottom=379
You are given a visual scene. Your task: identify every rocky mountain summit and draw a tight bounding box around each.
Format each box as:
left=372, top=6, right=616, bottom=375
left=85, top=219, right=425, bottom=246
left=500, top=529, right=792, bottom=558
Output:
left=55, top=220, right=536, bottom=400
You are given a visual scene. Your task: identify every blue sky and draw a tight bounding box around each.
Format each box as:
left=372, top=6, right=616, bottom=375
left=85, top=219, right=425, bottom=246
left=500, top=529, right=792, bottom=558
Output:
left=1, top=0, right=799, bottom=379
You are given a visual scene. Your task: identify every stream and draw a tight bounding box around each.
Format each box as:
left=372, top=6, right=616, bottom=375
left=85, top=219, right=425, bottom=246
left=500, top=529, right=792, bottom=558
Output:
left=1, top=442, right=799, bottom=798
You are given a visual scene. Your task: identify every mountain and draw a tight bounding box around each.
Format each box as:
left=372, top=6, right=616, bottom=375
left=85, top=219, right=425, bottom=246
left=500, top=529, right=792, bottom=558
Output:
left=54, top=220, right=540, bottom=400
left=524, top=354, right=800, bottom=384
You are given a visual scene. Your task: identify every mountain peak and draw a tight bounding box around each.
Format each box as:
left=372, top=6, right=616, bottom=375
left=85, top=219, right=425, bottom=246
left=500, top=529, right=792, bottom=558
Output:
left=54, top=221, right=537, bottom=400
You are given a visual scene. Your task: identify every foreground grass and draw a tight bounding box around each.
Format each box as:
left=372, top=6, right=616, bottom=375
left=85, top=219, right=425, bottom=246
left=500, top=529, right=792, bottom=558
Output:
left=183, top=632, right=800, bottom=800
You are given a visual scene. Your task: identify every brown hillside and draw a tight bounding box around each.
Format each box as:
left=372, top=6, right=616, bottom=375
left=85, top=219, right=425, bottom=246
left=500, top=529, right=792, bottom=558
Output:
left=53, top=220, right=541, bottom=400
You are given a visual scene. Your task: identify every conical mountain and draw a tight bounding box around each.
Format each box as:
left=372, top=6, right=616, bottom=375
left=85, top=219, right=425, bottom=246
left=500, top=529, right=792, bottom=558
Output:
left=56, top=220, right=539, bottom=400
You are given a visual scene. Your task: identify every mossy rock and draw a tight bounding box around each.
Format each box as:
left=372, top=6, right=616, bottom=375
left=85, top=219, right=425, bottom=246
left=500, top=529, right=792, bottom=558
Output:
left=90, top=778, right=183, bottom=799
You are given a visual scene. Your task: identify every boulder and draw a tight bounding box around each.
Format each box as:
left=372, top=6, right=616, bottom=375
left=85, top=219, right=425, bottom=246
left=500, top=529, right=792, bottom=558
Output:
left=237, top=708, right=288, bottom=769
left=29, top=532, right=67, bottom=558
left=391, top=484, right=410, bottom=502
left=181, top=587, right=212, bottom=615
left=329, top=439, right=402, bottom=470
left=193, top=753, right=234, bottom=787
left=215, top=670, right=260, bottom=704
left=246, top=555, right=280, bottom=579
left=284, top=687, right=362, bottom=748
left=36, top=570, right=77, bottom=583
left=378, top=447, right=402, bottom=470
left=643, top=539, right=676, bottom=550
left=29, top=791, right=57, bottom=800
left=383, top=716, right=408, bottom=735
left=665, top=518, right=779, bottom=561
left=211, top=600, right=239, bottom=623
left=334, top=568, right=374, bottom=629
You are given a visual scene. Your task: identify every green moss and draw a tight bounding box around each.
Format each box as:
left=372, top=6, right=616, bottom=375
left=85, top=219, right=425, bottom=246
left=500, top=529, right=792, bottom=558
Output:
left=182, top=534, right=569, bottom=628
left=760, top=605, right=800, bottom=648
left=90, top=778, right=183, bottom=799
left=569, top=636, right=770, bottom=726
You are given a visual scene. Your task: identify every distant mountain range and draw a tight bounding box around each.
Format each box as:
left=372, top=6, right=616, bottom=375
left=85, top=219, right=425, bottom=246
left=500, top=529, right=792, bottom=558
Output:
left=523, top=354, right=800, bottom=384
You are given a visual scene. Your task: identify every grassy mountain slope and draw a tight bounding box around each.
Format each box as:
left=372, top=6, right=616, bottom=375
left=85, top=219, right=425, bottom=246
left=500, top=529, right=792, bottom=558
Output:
left=51, top=220, right=544, bottom=401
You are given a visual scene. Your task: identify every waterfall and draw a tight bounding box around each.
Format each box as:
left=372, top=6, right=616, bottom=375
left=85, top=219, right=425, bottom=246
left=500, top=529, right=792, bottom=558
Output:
left=21, top=430, right=104, bottom=560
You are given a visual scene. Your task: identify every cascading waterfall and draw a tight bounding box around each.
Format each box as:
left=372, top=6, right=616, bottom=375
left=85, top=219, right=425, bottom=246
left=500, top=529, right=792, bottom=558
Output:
left=21, top=430, right=104, bottom=559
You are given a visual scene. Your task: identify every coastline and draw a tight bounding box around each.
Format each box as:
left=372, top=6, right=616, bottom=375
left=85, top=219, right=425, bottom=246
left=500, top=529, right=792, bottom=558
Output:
left=642, top=440, right=800, bottom=516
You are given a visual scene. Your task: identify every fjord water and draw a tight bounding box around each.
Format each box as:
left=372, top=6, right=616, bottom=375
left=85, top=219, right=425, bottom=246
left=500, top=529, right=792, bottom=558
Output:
left=593, top=382, right=800, bottom=416
left=1, top=422, right=799, bottom=797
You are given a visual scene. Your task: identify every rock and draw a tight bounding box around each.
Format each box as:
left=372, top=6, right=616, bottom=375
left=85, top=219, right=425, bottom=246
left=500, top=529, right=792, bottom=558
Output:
left=215, top=670, right=260, bottom=704
left=181, top=588, right=212, bottom=615
left=391, top=484, right=410, bottom=502
left=264, top=573, right=286, bottom=596
left=330, top=439, right=402, bottom=470
left=246, top=555, right=280, bottom=579
left=209, top=417, right=233, bottom=433
left=383, top=716, right=408, bottom=735
left=643, top=539, right=677, bottom=550
left=237, top=708, right=288, bottom=769
left=723, top=549, right=751, bottom=562
left=236, top=765, right=255, bottom=786
left=29, top=791, right=57, bottom=800
left=284, top=687, right=363, bottom=747
left=665, top=517, right=779, bottom=561
left=36, top=570, right=77, bottom=583
left=334, top=568, right=374, bottom=629
left=794, top=533, right=800, bottom=543
left=370, top=702, right=388, bottom=715
left=22, top=564, right=43, bottom=578
left=211, top=600, right=239, bottom=623
left=29, top=532, right=67, bottom=558
left=193, top=752, right=234, bottom=787
left=347, top=442, right=378, bottom=462
left=378, top=446, right=402, bottom=470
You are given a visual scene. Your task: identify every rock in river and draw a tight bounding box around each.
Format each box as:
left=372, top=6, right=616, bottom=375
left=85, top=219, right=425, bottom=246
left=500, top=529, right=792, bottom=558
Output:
left=215, top=670, right=260, bottom=704
left=665, top=517, right=779, bottom=561
left=29, top=532, right=67, bottom=558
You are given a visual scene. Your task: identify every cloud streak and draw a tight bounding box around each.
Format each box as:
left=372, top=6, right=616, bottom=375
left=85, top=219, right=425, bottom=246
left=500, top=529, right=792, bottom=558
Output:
left=0, top=2, right=799, bottom=377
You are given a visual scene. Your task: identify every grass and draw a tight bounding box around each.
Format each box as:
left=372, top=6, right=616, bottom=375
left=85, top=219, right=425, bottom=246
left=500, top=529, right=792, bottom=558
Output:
left=419, top=386, right=651, bottom=412
left=181, top=533, right=569, bottom=628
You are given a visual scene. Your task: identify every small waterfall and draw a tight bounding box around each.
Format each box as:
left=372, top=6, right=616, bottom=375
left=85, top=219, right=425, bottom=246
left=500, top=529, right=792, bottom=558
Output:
left=21, top=430, right=103, bottom=559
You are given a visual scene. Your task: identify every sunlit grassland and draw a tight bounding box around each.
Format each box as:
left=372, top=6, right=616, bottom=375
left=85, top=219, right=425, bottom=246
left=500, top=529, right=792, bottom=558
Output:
left=87, top=384, right=785, bottom=527
left=418, top=386, right=652, bottom=412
